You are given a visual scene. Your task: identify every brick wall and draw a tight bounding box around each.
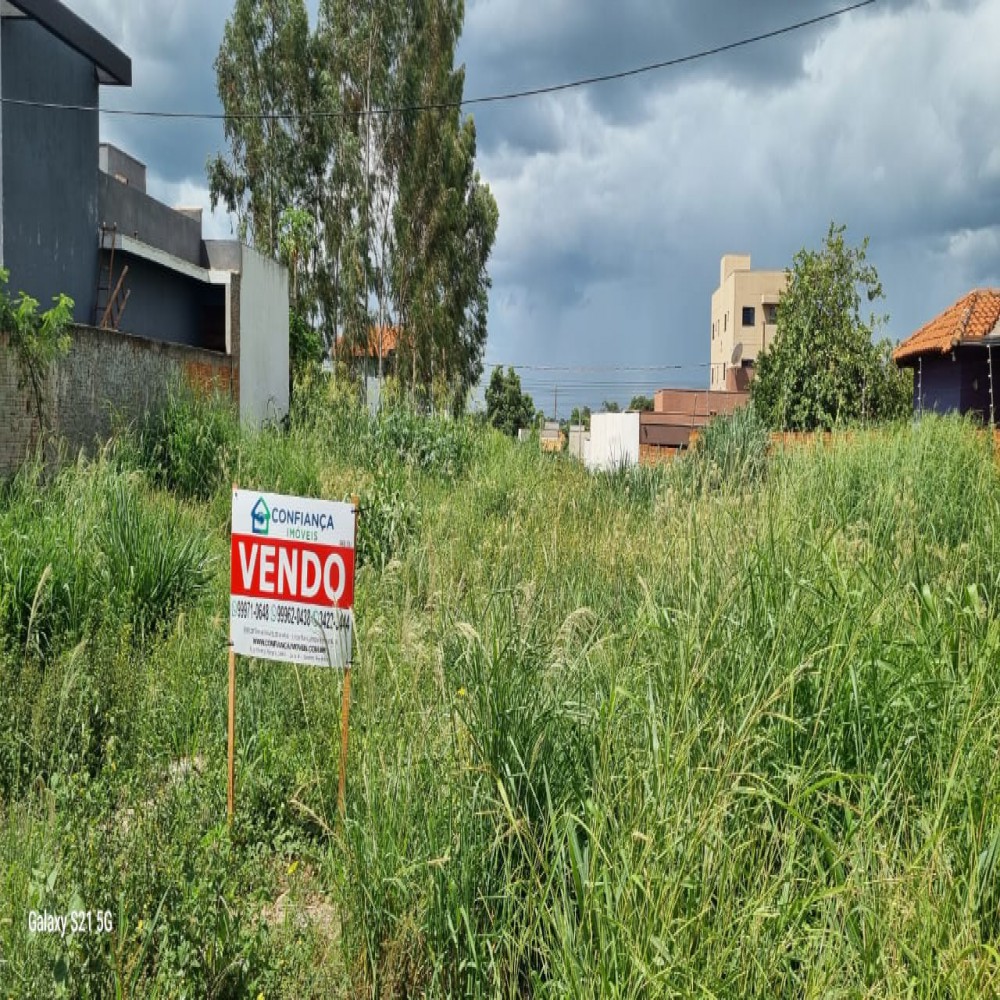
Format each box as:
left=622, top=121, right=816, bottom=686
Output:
left=639, top=444, right=681, bottom=465
left=1, top=324, right=236, bottom=475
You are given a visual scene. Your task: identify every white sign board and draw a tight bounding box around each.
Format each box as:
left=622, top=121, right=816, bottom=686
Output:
left=230, top=489, right=356, bottom=668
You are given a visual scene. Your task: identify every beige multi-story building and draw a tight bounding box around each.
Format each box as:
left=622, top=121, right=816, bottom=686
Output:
left=710, top=254, right=787, bottom=391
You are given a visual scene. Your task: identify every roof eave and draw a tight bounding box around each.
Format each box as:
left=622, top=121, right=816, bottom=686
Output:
left=895, top=335, right=984, bottom=365
left=6, top=0, right=131, bottom=86
left=957, top=334, right=1000, bottom=349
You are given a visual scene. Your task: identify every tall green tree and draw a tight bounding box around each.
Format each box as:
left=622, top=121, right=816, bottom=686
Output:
left=208, top=0, right=313, bottom=259
left=752, top=222, right=912, bottom=430
left=485, top=366, right=534, bottom=437
left=318, top=0, right=408, bottom=366
left=211, top=0, right=498, bottom=399
left=210, top=0, right=341, bottom=347
left=391, top=0, right=498, bottom=403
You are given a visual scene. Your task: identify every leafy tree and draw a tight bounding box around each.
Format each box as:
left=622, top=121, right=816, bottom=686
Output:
left=390, top=0, right=499, bottom=404
left=0, top=270, right=72, bottom=434
left=211, top=0, right=498, bottom=400
left=569, top=405, right=591, bottom=429
left=279, top=207, right=325, bottom=376
left=602, top=400, right=622, bottom=413
left=209, top=0, right=313, bottom=259
left=752, top=222, right=912, bottom=430
left=629, top=395, right=654, bottom=412
left=319, top=0, right=406, bottom=368
left=278, top=206, right=314, bottom=311
left=289, top=311, right=325, bottom=373
left=485, top=366, right=534, bottom=437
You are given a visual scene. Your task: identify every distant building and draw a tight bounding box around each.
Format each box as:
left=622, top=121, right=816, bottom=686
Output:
left=567, top=424, right=589, bottom=461
left=540, top=420, right=565, bottom=453
left=893, top=289, right=1000, bottom=423
left=638, top=388, right=749, bottom=462
left=336, top=325, right=399, bottom=380
left=710, top=254, right=786, bottom=391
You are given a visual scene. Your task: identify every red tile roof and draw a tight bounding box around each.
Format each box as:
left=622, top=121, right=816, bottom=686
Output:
left=893, top=289, right=1000, bottom=363
left=337, top=325, right=400, bottom=359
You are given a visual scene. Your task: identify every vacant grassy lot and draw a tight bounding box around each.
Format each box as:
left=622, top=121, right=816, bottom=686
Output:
left=2, top=390, right=1000, bottom=998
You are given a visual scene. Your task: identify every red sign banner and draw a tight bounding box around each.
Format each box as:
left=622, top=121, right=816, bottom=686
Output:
left=230, top=535, right=356, bottom=609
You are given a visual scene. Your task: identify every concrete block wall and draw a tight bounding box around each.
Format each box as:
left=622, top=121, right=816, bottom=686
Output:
left=0, top=325, right=235, bottom=475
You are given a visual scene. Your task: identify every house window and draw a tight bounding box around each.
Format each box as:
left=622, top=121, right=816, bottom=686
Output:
left=724, top=313, right=728, bottom=332
left=765, top=304, right=778, bottom=324
left=742, top=306, right=755, bottom=327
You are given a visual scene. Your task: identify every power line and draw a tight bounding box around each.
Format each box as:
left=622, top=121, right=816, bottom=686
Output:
left=485, top=363, right=711, bottom=372
left=518, top=379, right=703, bottom=388
left=0, top=1, right=875, bottom=121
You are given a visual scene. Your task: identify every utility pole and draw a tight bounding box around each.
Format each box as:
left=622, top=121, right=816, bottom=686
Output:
left=553, top=385, right=558, bottom=422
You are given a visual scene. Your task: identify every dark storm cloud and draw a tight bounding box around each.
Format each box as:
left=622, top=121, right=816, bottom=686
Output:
left=72, top=0, right=227, bottom=185
left=461, top=0, right=894, bottom=154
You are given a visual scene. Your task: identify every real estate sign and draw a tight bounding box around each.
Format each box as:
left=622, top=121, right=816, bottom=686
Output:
left=230, top=489, right=356, bottom=668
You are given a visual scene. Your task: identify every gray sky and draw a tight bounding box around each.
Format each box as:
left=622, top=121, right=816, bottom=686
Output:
left=72, top=0, right=1000, bottom=412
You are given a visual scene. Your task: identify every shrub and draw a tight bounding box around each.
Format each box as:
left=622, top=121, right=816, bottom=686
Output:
left=680, top=403, right=770, bottom=494
left=365, top=408, right=474, bottom=479
left=356, top=467, right=418, bottom=570
left=98, top=482, right=213, bottom=638
left=141, top=387, right=238, bottom=500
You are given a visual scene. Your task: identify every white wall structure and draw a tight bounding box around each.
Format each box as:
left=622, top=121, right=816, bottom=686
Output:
left=239, top=245, right=289, bottom=425
left=585, top=412, right=640, bottom=471
left=568, top=424, right=589, bottom=461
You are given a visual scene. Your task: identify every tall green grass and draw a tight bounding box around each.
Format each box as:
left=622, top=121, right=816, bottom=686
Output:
left=3, top=401, right=1000, bottom=996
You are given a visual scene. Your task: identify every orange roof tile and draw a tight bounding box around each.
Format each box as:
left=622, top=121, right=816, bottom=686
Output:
left=893, top=289, right=1000, bottom=363
left=337, top=325, right=400, bottom=359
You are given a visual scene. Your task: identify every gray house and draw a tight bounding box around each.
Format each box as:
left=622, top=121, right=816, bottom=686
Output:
left=0, top=0, right=288, bottom=426
left=892, top=289, right=1000, bottom=424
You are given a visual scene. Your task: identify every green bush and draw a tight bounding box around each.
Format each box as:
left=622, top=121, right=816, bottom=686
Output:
left=356, top=466, right=418, bottom=570
left=141, top=387, right=238, bottom=500
left=679, top=402, right=770, bottom=494
left=365, top=408, right=474, bottom=479
left=98, top=482, right=214, bottom=639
